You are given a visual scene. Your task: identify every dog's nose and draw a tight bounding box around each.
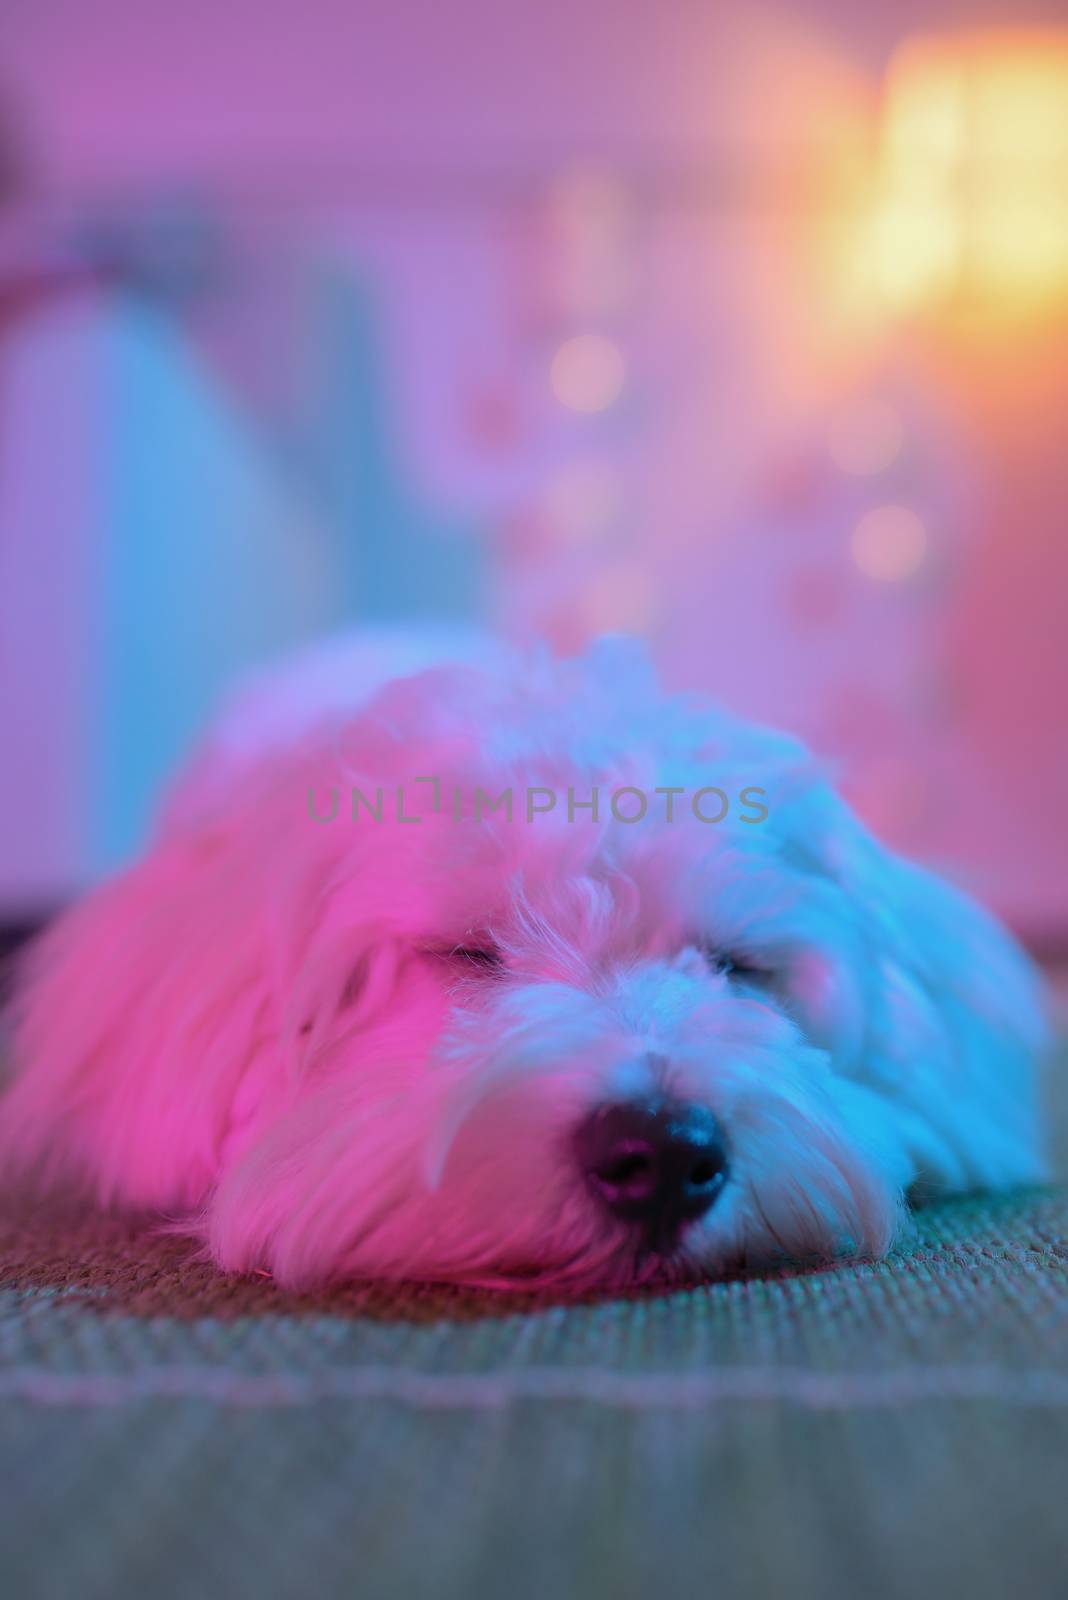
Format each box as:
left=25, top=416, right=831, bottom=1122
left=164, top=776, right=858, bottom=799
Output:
left=575, top=1097, right=729, bottom=1234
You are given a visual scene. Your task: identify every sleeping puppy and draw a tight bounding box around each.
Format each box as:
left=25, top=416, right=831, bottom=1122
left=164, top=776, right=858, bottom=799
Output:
left=0, top=639, right=1048, bottom=1289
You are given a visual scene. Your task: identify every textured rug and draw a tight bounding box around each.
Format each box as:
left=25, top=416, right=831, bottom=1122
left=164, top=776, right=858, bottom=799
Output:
left=3, top=1187, right=1068, bottom=1600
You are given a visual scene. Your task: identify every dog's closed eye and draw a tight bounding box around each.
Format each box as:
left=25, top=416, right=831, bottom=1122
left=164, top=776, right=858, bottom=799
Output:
left=699, top=945, right=774, bottom=986
left=434, top=944, right=505, bottom=975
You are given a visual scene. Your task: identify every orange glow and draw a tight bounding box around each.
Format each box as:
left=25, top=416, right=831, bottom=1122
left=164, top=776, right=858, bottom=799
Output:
left=860, top=32, right=1068, bottom=322
left=850, top=506, right=928, bottom=583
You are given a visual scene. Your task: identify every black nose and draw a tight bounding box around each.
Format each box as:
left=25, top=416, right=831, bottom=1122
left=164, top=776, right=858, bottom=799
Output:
left=575, top=1097, right=729, bottom=1236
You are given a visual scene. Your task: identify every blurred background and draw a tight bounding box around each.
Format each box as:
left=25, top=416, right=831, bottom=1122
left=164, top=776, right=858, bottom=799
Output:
left=1, top=0, right=1066, bottom=950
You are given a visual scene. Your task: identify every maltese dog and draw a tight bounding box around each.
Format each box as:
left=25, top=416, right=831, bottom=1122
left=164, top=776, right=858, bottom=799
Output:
left=0, top=637, right=1048, bottom=1290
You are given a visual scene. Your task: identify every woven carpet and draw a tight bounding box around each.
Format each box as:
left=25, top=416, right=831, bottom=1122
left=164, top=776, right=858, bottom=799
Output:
left=2, top=1185, right=1068, bottom=1600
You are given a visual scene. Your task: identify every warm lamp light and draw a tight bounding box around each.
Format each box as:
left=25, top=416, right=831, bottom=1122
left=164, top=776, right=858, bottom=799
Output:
left=865, top=32, right=1068, bottom=318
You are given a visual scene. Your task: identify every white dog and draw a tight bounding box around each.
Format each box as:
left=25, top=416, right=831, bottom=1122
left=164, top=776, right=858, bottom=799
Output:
left=0, top=638, right=1048, bottom=1289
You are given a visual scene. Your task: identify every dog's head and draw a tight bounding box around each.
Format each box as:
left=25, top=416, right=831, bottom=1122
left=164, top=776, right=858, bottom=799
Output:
left=7, top=642, right=1046, bottom=1289
left=195, top=643, right=1044, bottom=1287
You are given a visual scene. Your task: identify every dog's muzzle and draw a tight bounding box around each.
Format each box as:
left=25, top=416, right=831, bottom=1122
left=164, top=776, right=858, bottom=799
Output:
left=575, top=1096, right=729, bottom=1245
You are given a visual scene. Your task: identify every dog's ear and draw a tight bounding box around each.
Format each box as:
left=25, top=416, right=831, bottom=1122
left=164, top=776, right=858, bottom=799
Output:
left=835, top=822, right=1050, bottom=1195
left=0, top=757, right=409, bottom=1214
left=0, top=788, right=384, bottom=1211
left=0, top=835, right=263, bottom=1208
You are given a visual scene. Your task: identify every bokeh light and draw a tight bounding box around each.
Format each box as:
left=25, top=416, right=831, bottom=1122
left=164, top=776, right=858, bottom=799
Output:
left=850, top=505, right=928, bottom=582
left=549, top=334, right=626, bottom=414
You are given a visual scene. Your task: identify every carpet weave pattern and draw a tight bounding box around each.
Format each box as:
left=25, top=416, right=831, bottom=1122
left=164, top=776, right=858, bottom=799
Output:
left=2, top=1188, right=1068, bottom=1599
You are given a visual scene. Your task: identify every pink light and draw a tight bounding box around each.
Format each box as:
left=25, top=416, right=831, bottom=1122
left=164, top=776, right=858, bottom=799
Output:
left=850, top=505, right=928, bottom=583
left=549, top=334, right=626, bottom=414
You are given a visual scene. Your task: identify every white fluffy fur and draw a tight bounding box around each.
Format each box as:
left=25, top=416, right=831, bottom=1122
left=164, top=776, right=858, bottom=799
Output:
left=0, top=638, right=1049, bottom=1289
